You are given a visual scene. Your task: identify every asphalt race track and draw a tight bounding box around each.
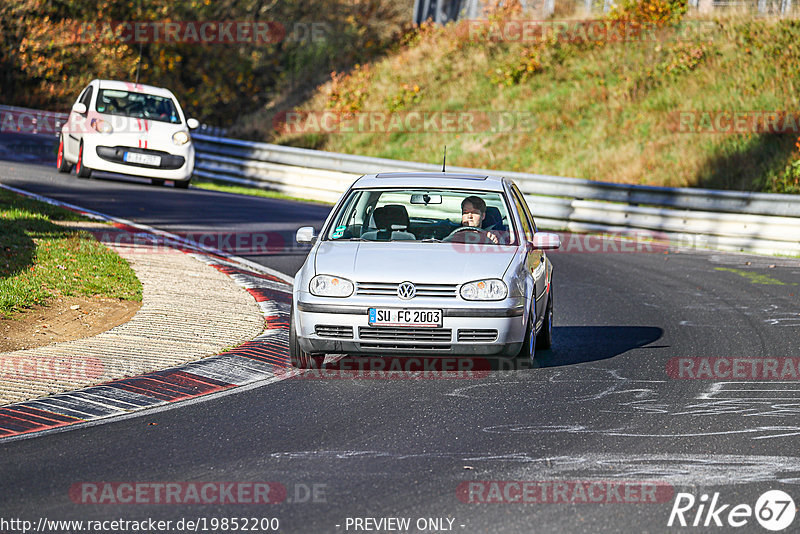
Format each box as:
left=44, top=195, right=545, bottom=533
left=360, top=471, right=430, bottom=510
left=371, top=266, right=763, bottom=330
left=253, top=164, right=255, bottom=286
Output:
left=1, top=157, right=800, bottom=533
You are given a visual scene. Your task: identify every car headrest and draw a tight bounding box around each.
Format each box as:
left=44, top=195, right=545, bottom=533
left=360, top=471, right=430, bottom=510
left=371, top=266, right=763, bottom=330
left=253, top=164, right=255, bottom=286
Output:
left=482, top=206, right=502, bottom=229
left=373, top=204, right=409, bottom=229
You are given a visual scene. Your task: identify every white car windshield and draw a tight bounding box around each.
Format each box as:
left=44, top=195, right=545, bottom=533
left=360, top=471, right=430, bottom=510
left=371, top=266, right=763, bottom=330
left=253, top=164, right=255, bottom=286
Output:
left=325, top=189, right=516, bottom=245
left=95, top=89, right=182, bottom=124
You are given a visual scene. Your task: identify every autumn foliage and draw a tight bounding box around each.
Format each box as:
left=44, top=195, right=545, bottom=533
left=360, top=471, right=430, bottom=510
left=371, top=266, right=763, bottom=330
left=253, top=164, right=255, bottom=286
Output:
left=0, top=0, right=410, bottom=125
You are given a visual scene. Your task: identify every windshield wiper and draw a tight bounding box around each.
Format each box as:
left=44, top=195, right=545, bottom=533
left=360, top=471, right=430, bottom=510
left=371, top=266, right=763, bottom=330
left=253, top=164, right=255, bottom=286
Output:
left=420, top=238, right=442, bottom=242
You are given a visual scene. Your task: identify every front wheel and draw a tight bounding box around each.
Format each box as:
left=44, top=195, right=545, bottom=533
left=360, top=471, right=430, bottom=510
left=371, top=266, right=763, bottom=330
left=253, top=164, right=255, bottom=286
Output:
left=516, top=301, right=536, bottom=364
left=289, top=309, right=316, bottom=369
left=151, top=179, right=165, bottom=186
left=75, top=143, right=92, bottom=178
left=174, top=179, right=190, bottom=189
left=536, top=285, right=553, bottom=350
left=56, top=136, right=72, bottom=173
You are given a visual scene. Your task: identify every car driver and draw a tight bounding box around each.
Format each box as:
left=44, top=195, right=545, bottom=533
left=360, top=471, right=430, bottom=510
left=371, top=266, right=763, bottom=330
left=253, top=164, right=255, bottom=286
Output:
left=461, top=195, right=500, bottom=244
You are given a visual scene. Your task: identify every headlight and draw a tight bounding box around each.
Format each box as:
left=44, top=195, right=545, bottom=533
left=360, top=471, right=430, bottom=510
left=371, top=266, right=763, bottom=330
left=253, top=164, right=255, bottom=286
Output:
left=172, top=131, right=190, bottom=145
left=310, top=275, right=354, bottom=297
left=91, top=119, right=113, bottom=134
left=460, top=279, right=508, bottom=301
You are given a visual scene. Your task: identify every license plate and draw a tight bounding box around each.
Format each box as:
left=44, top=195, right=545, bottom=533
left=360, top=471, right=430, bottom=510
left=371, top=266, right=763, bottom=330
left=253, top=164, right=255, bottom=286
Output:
left=124, top=152, right=161, bottom=166
left=368, top=308, right=442, bottom=327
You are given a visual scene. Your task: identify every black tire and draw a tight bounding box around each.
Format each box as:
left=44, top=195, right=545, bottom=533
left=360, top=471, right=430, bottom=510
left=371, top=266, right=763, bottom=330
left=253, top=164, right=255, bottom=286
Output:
left=75, top=142, right=92, bottom=178
left=174, top=179, right=190, bottom=189
left=289, top=309, right=314, bottom=369
left=536, top=285, right=553, bottom=350
left=56, top=136, right=72, bottom=173
left=516, top=300, right=536, bottom=363
left=151, top=179, right=165, bottom=186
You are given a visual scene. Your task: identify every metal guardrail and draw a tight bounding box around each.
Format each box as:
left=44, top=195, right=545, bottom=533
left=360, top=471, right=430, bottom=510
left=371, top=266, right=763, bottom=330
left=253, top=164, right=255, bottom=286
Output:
left=0, top=105, right=68, bottom=136
left=193, top=133, right=800, bottom=256
left=413, top=0, right=797, bottom=24
left=0, top=101, right=796, bottom=256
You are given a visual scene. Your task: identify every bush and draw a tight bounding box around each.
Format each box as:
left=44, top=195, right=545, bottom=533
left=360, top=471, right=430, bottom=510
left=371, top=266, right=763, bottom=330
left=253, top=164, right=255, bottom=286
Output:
left=385, top=83, right=423, bottom=112
left=324, top=64, right=373, bottom=115
left=609, top=0, right=689, bottom=26
left=768, top=137, right=800, bottom=193
left=489, top=46, right=543, bottom=86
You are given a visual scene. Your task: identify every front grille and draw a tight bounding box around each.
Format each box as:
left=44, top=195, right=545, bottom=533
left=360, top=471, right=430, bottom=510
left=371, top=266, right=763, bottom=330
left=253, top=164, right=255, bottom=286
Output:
left=357, top=282, right=458, bottom=298
left=457, top=329, right=498, bottom=342
left=358, top=327, right=452, bottom=342
left=315, top=325, right=354, bottom=339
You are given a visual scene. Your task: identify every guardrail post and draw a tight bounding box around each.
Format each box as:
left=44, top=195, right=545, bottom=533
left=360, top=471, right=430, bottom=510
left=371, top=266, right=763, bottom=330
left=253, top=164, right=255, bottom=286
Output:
left=413, top=0, right=431, bottom=24
left=543, top=0, right=555, bottom=18
left=464, top=0, right=481, bottom=18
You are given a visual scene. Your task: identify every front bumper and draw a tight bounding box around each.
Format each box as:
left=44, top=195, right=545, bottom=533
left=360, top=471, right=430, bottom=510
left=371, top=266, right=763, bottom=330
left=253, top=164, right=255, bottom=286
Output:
left=294, top=297, right=528, bottom=356
left=81, top=137, right=195, bottom=181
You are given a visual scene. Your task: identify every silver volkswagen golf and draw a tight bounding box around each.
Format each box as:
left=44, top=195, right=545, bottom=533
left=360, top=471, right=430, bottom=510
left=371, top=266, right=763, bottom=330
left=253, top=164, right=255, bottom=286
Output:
left=290, top=172, right=560, bottom=368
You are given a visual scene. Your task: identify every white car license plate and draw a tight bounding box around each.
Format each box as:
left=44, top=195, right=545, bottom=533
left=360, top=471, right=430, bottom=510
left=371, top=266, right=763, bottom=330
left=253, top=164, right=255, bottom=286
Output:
left=124, top=152, right=161, bottom=166
left=368, top=308, right=442, bottom=327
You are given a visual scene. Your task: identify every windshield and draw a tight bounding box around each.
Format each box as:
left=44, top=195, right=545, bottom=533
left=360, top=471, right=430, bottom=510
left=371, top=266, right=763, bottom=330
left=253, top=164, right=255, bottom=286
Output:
left=325, top=188, right=516, bottom=245
left=95, top=89, right=182, bottom=124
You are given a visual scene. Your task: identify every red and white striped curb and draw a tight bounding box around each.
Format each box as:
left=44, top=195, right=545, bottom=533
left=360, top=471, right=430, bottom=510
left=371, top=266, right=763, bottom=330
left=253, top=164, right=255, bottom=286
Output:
left=0, top=184, right=298, bottom=440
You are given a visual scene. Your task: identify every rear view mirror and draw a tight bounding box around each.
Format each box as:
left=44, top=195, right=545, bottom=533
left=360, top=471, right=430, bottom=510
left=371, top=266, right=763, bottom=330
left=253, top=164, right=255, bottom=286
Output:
left=187, top=118, right=200, bottom=130
left=531, top=232, right=561, bottom=250
left=296, top=226, right=317, bottom=244
left=72, top=103, right=87, bottom=114
left=410, top=194, right=442, bottom=205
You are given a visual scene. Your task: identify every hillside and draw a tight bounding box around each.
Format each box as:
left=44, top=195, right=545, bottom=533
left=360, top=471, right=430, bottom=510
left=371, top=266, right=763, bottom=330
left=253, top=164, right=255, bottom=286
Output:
left=254, top=1, right=800, bottom=193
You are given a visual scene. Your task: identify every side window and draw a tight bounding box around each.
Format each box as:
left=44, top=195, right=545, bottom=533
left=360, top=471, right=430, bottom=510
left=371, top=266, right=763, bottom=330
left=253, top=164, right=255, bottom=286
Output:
left=80, top=86, right=94, bottom=110
left=511, top=190, right=534, bottom=242
left=512, top=184, right=537, bottom=233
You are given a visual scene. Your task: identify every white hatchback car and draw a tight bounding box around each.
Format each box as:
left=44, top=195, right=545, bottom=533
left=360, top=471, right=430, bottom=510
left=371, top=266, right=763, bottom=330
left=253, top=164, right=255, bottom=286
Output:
left=57, top=79, right=198, bottom=187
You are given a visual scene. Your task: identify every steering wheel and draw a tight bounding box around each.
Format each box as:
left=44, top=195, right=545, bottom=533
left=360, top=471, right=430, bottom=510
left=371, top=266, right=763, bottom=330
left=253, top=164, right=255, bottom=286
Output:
left=442, top=226, right=493, bottom=243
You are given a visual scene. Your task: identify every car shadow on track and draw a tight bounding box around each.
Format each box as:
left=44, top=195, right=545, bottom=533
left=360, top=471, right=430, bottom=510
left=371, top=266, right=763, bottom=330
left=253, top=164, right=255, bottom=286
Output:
left=531, top=325, right=664, bottom=369
left=312, top=326, right=664, bottom=375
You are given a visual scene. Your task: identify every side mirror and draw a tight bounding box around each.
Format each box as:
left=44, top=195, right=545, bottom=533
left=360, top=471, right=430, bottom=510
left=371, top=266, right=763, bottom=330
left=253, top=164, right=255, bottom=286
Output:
left=72, top=102, right=87, bottom=114
left=296, top=226, right=317, bottom=245
left=186, top=118, right=200, bottom=130
left=531, top=232, right=561, bottom=250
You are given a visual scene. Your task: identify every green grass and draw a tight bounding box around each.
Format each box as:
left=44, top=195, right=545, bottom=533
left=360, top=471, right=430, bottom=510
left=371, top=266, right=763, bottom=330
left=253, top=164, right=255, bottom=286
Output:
left=0, top=189, right=142, bottom=317
left=192, top=180, right=334, bottom=205
left=246, top=15, right=800, bottom=194
left=714, top=267, right=793, bottom=285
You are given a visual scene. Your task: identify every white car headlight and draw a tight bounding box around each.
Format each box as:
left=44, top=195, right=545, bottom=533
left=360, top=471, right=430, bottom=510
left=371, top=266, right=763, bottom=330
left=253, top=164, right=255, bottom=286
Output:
left=460, top=279, right=508, bottom=301
left=92, top=119, right=113, bottom=134
left=310, top=275, right=354, bottom=297
left=172, top=131, right=190, bottom=145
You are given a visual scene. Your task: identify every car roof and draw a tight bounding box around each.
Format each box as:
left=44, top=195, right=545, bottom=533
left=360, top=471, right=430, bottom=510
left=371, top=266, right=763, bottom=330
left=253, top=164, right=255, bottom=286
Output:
left=352, top=172, right=509, bottom=192
left=92, top=79, right=177, bottom=99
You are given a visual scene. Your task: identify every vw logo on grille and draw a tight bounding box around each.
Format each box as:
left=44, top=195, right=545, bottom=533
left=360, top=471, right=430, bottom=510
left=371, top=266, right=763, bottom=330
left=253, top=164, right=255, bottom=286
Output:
left=397, top=281, right=416, bottom=300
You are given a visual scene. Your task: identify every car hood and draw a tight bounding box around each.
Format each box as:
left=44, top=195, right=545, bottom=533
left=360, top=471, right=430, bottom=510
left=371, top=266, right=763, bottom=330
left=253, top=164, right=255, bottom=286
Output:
left=313, top=241, right=518, bottom=284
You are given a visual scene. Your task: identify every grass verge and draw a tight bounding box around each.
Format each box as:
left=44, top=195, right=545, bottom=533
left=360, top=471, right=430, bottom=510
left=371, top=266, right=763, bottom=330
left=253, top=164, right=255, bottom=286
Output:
left=0, top=188, right=142, bottom=318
